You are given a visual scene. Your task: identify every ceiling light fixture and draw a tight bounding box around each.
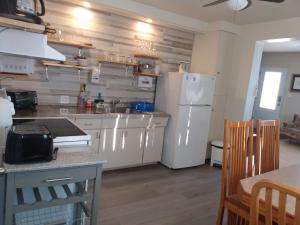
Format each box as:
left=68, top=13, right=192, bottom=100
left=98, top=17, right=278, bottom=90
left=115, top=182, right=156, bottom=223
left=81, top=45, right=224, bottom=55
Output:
left=83, top=1, right=91, bottom=8
left=227, top=0, right=250, bottom=11
left=136, top=22, right=152, bottom=33
left=267, top=38, right=293, bottom=43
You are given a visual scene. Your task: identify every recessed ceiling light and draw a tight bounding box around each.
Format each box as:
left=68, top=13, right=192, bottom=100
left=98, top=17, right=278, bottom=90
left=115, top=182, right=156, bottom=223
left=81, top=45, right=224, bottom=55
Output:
left=267, top=38, right=293, bottom=43
left=83, top=1, right=91, bottom=8
left=146, top=18, right=153, bottom=23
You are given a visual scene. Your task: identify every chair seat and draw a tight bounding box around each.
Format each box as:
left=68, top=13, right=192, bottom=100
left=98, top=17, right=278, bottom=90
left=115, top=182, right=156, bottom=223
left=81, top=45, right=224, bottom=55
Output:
left=224, top=194, right=250, bottom=220
left=225, top=195, right=268, bottom=224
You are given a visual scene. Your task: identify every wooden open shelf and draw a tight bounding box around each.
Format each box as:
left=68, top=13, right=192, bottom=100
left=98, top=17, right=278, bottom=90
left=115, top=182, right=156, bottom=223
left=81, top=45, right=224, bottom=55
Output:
left=0, top=72, right=29, bottom=77
left=98, top=60, right=138, bottom=67
left=134, top=72, right=160, bottom=77
left=0, top=16, right=45, bottom=33
left=48, top=39, right=95, bottom=49
left=134, top=54, right=160, bottom=60
left=42, top=61, right=90, bottom=70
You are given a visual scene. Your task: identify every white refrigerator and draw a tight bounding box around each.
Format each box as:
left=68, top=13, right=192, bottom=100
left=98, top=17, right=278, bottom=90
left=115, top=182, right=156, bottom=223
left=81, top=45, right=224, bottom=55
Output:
left=155, top=72, right=216, bottom=169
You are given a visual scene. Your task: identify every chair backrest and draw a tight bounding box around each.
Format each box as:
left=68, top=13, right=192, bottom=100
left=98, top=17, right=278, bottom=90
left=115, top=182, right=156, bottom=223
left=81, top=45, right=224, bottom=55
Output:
left=250, top=179, right=300, bottom=225
left=255, top=120, right=280, bottom=175
left=221, top=120, right=254, bottom=197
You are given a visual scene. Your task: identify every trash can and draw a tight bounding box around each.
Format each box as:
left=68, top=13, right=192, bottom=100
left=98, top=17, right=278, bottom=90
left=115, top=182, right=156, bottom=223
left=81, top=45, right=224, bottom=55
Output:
left=210, top=140, right=229, bottom=167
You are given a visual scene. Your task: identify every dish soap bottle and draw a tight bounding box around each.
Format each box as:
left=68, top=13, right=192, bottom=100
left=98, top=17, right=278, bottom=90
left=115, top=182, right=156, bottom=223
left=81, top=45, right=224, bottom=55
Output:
left=77, top=84, right=86, bottom=108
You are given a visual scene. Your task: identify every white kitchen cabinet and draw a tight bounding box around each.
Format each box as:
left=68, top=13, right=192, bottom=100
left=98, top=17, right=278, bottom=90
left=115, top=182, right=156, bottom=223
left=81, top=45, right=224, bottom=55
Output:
left=143, top=127, right=165, bottom=164
left=73, top=115, right=168, bottom=170
left=99, top=128, right=145, bottom=169
left=85, top=129, right=100, bottom=153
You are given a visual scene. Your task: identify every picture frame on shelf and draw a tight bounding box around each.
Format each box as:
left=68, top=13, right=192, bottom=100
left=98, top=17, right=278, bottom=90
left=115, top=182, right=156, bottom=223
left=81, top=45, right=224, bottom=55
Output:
left=291, top=74, right=300, bottom=92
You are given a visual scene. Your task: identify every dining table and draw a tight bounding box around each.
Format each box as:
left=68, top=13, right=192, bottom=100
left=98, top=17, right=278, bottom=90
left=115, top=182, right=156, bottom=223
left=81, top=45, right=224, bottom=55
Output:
left=238, top=164, right=300, bottom=223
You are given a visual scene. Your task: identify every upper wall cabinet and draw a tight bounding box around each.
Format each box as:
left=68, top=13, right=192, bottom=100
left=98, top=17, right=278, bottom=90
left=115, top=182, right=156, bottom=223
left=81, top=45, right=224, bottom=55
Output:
left=190, top=31, right=235, bottom=79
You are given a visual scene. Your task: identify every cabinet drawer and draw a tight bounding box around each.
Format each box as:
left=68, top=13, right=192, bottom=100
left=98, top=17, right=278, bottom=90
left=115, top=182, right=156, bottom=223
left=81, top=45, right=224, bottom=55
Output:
left=14, top=166, right=97, bottom=188
left=75, top=118, right=101, bottom=130
left=102, top=118, right=148, bottom=128
left=147, top=117, right=168, bottom=127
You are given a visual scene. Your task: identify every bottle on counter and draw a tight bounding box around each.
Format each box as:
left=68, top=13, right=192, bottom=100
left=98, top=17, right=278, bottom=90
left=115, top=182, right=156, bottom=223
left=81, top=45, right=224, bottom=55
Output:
left=85, top=91, right=93, bottom=109
left=77, top=84, right=86, bottom=108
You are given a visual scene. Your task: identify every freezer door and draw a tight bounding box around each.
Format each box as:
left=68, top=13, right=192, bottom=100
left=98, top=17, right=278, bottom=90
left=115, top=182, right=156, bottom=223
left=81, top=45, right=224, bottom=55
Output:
left=173, top=106, right=212, bottom=168
left=179, top=73, right=216, bottom=105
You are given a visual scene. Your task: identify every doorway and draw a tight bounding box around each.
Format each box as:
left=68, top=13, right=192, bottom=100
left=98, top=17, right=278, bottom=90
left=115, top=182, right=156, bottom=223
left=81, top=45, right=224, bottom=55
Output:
left=253, top=67, right=287, bottom=120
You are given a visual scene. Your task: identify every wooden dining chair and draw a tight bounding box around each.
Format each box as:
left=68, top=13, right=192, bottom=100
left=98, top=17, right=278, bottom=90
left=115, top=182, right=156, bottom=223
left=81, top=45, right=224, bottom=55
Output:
left=216, top=120, right=254, bottom=225
left=250, top=179, right=300, bottom=225
left=255, top=120, right=280, bottom=175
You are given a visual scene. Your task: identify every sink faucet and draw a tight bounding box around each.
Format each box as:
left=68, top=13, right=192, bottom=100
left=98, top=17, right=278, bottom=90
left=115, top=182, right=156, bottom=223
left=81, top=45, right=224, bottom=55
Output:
left=111, top=99, right=121, bottom=113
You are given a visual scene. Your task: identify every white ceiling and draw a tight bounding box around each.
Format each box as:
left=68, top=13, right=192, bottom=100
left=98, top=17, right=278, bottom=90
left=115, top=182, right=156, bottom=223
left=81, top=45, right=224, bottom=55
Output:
left=134, top=0, right=300, bottom=25
left=264, top=39, right=300, bottom=53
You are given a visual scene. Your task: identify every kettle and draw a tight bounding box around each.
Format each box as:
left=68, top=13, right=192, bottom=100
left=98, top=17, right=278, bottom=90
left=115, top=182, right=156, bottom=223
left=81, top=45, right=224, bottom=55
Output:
left=0, top=0, right=45, bottom=25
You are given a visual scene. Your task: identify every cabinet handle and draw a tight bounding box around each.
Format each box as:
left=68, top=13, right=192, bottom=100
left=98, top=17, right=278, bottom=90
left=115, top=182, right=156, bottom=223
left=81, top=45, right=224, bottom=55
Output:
left=84, top=123, right=93, bottom=126
left=96, top=131, right=100, bottom=139
left=44, top=177, right=73, bottom=183
left=122, top=130, right=128, bottom=138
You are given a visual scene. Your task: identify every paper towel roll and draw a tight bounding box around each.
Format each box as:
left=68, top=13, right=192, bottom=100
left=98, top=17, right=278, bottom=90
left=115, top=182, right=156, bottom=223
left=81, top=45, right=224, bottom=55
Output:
left=0, top=98, right=13, bottom=128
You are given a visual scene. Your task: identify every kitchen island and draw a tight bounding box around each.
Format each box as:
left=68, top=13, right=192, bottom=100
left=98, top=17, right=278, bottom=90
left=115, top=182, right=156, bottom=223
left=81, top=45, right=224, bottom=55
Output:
left=1, top=147, right=105, bottom=225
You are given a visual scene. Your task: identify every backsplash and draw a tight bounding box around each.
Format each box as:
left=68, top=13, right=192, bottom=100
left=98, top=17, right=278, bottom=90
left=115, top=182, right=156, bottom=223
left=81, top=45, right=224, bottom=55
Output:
left=1, top=0, right=194, bottom=106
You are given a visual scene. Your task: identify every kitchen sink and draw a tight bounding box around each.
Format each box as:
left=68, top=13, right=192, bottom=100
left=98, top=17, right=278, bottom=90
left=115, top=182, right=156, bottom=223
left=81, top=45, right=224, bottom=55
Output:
left=111, top=107, right=129, bottom=113
left=95, top=107, right=131, bottom=114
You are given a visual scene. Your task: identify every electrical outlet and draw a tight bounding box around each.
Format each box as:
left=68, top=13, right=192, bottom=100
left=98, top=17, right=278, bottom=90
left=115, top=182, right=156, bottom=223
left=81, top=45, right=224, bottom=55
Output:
left=60, top=96, right=70, bottom=104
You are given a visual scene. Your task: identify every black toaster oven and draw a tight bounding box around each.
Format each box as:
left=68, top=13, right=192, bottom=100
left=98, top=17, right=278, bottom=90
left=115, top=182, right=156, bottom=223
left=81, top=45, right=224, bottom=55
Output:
left=6, top=90, right=38, bottom=110
left=4, top=124, right=56, bottom=164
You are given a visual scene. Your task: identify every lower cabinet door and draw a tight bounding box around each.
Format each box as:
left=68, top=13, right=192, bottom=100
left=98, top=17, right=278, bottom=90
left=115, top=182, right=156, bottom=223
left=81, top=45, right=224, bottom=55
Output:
left=99, top=128, right=145, bottom=169
left=143, top=127, right=165, bottom=164
left=85, top=129, right=100, bottom=153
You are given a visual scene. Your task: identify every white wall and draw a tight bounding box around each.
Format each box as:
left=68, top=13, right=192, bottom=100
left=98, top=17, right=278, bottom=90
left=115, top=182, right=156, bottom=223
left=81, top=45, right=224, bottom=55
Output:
left=225, top=17, right=300, bottom=120
left=174, top=15, right=300, bottom=146
left=261, top=52, right=300, bottom=122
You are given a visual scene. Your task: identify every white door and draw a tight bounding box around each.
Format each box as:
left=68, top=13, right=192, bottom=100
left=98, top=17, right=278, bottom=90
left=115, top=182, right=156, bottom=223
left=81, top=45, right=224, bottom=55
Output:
left=179, top=74, right=216, bottom=105
left=100, top=128, right=144, bottom=169
left=143, top=127, right=164, bottom=164
left=173, top=106, right=212, bottom=168
left=253, top=67, right=287, bottom=120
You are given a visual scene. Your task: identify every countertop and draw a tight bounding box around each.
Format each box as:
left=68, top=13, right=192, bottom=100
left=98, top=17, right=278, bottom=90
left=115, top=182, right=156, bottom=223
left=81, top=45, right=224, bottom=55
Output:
left=3, top=147, right=106, bottom=173
left=14, top=105, right=169, bottom=119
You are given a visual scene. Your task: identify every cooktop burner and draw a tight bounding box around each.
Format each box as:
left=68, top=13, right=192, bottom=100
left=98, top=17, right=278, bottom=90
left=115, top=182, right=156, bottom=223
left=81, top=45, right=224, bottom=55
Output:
left=13, top=118, right=86, bottom=138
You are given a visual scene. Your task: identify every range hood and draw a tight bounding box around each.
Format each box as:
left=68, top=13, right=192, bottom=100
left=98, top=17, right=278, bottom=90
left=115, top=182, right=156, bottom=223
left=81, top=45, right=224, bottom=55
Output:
left=0, top=27, right=65, bottom=61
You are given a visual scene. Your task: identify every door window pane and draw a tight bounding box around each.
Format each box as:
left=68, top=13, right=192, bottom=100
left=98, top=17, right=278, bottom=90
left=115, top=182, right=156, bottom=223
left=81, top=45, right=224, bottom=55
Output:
left=259, top=71, right=282, bottom=110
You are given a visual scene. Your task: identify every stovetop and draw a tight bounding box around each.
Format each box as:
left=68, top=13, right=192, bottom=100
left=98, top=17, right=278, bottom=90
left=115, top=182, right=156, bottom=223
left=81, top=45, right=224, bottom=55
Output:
left=13, top=118, right=86, bottom=138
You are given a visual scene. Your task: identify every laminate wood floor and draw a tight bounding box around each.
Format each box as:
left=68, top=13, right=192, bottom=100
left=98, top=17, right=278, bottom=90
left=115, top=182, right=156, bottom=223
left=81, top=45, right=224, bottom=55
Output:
left=99, top=164, right=221, bottom=225
left=98, top=141, right=300, bottom=225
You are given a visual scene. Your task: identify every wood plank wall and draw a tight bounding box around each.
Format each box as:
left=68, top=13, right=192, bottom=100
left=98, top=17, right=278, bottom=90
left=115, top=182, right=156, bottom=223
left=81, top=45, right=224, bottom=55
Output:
left=2, top=0, right=194, bottom=106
